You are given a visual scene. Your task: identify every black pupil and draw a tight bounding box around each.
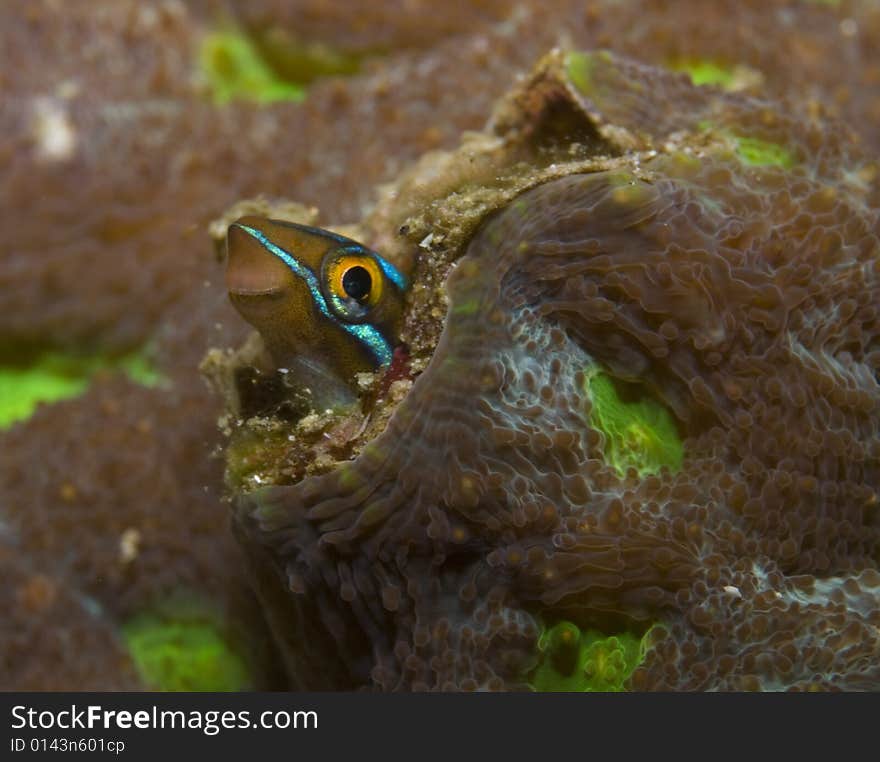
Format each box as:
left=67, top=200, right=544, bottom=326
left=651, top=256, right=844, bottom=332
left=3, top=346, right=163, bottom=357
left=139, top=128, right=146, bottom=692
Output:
left=342, top=266, right=372, bottom=301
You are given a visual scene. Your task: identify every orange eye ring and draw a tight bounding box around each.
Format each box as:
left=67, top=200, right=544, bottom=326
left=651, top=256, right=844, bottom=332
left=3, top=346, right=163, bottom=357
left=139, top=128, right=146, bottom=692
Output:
left=323, top=253, right=384, bottom=320
left=328, top=255, right=382, bottom=304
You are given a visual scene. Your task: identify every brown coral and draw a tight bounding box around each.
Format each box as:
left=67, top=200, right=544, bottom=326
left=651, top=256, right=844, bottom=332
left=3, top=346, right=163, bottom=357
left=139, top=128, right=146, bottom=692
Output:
left=231, top=51, right=880, bottom=690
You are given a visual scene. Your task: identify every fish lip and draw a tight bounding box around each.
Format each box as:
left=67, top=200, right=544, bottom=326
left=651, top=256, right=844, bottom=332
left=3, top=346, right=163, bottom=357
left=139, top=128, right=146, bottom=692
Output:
left=227, top=285, right=287, bottom=298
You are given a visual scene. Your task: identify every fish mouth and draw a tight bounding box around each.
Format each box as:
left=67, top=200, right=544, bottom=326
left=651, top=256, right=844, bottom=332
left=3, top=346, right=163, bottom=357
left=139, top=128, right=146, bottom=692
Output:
left=227, top=285, right=286, bottom=298
left=225, top=222, right=296, bottom=299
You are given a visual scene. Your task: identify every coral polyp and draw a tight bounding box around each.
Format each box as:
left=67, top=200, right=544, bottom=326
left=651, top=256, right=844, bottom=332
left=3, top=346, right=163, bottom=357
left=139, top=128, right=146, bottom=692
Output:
left=585, top=372, right=683, bottom=478
left=531, top=621, right=652, bottom=692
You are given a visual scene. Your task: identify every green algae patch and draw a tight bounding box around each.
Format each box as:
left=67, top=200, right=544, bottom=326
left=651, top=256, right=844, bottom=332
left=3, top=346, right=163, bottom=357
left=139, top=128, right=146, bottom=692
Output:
left=565, top=50, right=618, bottom=99
left=669, top=57, right=765, bottom=92
left=731, top=134, right=796, bottom=169
left=696, top=119, right=797, bottom=170
left=698, top=126, right=796, bottom=171
left=122, top=613, right=251, bottom=692
left=565, top=50, right=645, bottom=107
left=0, top=348, right=166, bottom=430
left=0, top=362, right=87, bottom=430
left=566, top=51, right=597, bottom=97
left=586, top=371, right=683, bottom=477
left=200, top=31, right=306, bottom=105
left=670, top=58, right=737, bottom=89
left=224, top=421, right=292, bottom=493
left=531, top=621, right=654, bottom=692
left=116, top=351, right=165, bottom=388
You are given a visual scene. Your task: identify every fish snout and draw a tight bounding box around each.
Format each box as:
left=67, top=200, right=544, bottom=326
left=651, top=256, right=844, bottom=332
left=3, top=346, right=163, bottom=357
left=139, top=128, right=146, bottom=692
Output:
left=225, top=219, right=293, bottom=298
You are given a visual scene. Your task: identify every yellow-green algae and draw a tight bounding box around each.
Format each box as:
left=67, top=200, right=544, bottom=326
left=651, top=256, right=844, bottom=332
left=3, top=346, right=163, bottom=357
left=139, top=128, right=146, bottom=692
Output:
left=695, top=120, right=796, bottom=169
left=200, top=30, right=306, bottom=105
left=0, top=348, right=165, bottom=430
left=731, top=134, right=796, bottom=169
left=531, top=620, right=655, bottom=692
left=586, top=371, right=683, bottom=477
left=122, top=610, right=250, bottom=692
left=566, top=50, right=597, bottom=97
left=566, top=49, right=619, bottom=101
left=224, top=422, right=292, bottom=492
left=669, top=58, right=738, bottom=89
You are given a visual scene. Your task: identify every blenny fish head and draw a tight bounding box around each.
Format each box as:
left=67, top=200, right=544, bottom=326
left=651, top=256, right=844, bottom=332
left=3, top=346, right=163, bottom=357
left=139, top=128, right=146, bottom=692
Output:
left=226, top=216, right=407, bottom=404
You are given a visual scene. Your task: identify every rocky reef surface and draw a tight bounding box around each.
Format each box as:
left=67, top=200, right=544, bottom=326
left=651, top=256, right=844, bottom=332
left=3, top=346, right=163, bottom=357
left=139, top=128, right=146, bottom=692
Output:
left=1, top=0, right=878, bottom=690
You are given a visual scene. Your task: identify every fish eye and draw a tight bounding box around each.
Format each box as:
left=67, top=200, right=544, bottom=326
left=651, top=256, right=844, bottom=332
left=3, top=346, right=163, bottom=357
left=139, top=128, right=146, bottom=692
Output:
left=323, top=250, right=384, bottom=322
left=342, top=265, right=372, bottom=301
